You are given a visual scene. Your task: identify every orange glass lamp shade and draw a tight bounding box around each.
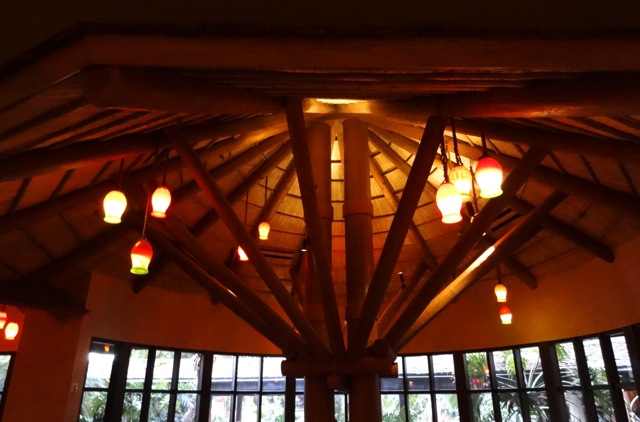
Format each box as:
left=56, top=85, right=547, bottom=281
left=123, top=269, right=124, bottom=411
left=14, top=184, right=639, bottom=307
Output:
left=0, top=311, right=6, bottom=330
left=494, top=283, right=507, bottom=303
left=103, top=190, right=127, bottom=224
left=436, top=182, right=463, bottom=224
left=151, top=186, right=172, bottom=218
left=499, top=305, right=513, bottom=325
left=449, top=165, right=473, bottom=202
left=237, top=246, right=249, bottom=262
left=258, top=221, right=271, bottom=240
left=4, top=322, right=19, bottom=340
left=130, top=239, right=153, bottom=275
left=475, top=157, right=503, bottom=198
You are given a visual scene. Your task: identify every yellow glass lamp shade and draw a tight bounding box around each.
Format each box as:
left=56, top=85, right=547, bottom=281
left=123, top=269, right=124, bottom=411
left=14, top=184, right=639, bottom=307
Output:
left=0, top=311, right=6, bottom=330
left=130, top=239, right=153, bottom=275
left=103, top=190, right=127, bottom=224
left=475, top=157, right=503, bottom=198
left=494, top=283, right=507, bottom=303
left=237, top=246, right=249, bottom=262
left=499, top=305, right=513, bottom=325
left=436, top=182, right=463, bottom=224
left=4, top=322, right=19, bottom=340
left=258, top=221, right=271, bottom=240
left=151, top=186, right=172, bottom=218
left=449, top=165, right=473, bottom=202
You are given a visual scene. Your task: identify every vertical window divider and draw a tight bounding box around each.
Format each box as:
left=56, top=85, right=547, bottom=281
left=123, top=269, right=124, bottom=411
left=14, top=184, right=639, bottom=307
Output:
left=428, top=355, right=437, bottom=421
left=539, top=342, right=569, bottom=421
left=105, top=342, right=131, bottom=422
left=230, top=355, right=238, bottom=422
left=512, top=348, right=532, bottom=422
left=256, top=357, right=264, bottom=422
left=624, top=325, right=640, bottom=399
left=197, top=352, right=213, bottom=422
left=572, top=339, right=598, bottom=421
left=486, top=351, right=502, bottom=422
left=140, top=349, right=156, bottom=422
left=284, top=375, right=296, bottom=422
left=400, top=356, right=410, bottom=422
left=454, top=352, right=472, bottom=421
left=599, top=333, right=628, bottom=421
left=167, top=351, right=181, bottom=422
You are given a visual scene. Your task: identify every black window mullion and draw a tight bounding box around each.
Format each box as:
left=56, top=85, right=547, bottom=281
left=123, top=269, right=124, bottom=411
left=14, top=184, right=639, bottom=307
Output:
left=400, top=357, right=410, bottom=422
left=105, top=342, right=131, bottom=422
left=572, top=339, right=598, bottom=421
left=284, top=376, right=296, bottom=422
left=513, top=348, right=531, bottom=422
left=231, top=355, right=238, bottom=422
left=256, top=357, right=263, bottom=421
left=428, top=355, right=438, bottom=422
left=198, top=352, right=213, bottom=422
left=486, top=352, right=502, bottom=422
left=599, top=333, right=628, bottom=422
left=624, top=325, right=640, bottom=396
left=140, top=348, right=156, bottom=422
left=167, top=351, right=180, bottom=422
left=454, top=352, right=472, bottom=422
left=539, top=342, right=568, bottom=421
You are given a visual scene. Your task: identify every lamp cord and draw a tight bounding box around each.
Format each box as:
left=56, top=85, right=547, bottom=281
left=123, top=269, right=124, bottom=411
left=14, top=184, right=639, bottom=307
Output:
left=451, top=118, right=463, bottom=165
left=141, top=187, right=151, bottom=239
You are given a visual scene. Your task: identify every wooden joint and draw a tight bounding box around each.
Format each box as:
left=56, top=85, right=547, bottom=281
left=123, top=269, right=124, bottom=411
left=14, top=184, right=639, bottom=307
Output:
left=342, top=200, right=374, bottom=217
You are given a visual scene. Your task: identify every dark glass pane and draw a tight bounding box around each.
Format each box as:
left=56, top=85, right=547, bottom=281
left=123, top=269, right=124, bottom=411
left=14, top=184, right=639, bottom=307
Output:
left=85, top=351, right=115, bottom=388
left=520, top=347, right=545, bottom=389
left=178, top=353, right=202, bottom=391
left=470, top=392, right=493, bottom=422
left=235, top=394, right=259, bottom=422
left=493, top=350, right=518, bottom=390
left=210, top=395, right=232, bottom=422
left=583, top=338, right=608, bottom=386
left=432, top=355, right=456, bottom=391
left=237, top=356, right=260, bottom=391
left=0, top=355, right=11, bottom=391
left=152, top=351, right=175, bottom=390
left=622, top=389, right=640, bottom=421
left=79, top=391, right=108, bottom=421
left=556, top=342, right=580, bottom=387
left=611, top=334, right=634, bottom=384
left=262, top=357, right=285, bottom=392
left=527, top=391, right=550, bottom=421
left=564, top=390, right=585, bottom=421
left=335, top=394, right=347, bottom=422
left=127, top=348, right=149, bottom=390
left=261, top=394, right=285, bottom=421
left=175, top=393, right=198, bottom=422
left=381, top=394, right=406, bottom=421
left=212, top=355, right=235, bottom=391
left=499, top=392, right=523, bottom=422
left=408, top=394, right=432, bottom=422
left=465, top=353, right=490, bottom=390
left=435, top=393, right=459, bottom=421
left=149, top=393, right=170, bottom=422
left=381, top=358, right=404, bottom=391
left=122, top=392, right=143, bottom=422
left=593, top=388, right=614, bottom=420
left=406, top=355, right=430, bottom=391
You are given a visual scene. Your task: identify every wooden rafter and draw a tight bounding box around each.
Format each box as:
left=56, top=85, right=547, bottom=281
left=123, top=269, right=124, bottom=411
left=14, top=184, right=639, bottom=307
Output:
left=393, top=191, right=567, bottom=350
left=170, top=132, right=333, bottom=362
left=384, top=147, right=549, bottom=351
left=349, top=116, right=444, bottom=358
left=285, top=98, right=345, bottom=359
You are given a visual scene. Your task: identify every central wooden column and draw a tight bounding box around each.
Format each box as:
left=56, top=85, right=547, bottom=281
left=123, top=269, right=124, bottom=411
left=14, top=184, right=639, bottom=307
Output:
left=343, top=118, right=381, bottom=422
left=304, top=120, right=335, bottom=421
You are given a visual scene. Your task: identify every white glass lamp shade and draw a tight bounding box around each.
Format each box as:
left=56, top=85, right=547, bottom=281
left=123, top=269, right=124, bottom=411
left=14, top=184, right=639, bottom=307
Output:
left=494, top=283, right=507, bottom=303
left=449, top=165, right=473, bottom=202
left=4, top=322, right=18, bottom=340
left=103, top=190, right=127, bottom=224
left=258, top=221, right=271, bottom=240
left=476, top=157, right=503, bottom=198
left=151, top=186, right=171, bottom=218
left=436, top=182, right=463, bottom=224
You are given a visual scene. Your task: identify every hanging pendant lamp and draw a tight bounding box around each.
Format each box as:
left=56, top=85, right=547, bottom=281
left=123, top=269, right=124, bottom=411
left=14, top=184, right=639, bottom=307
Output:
left=0, top=310, right=7, bottom=330
left=449, top=165, right=473, bottom=203
left=237, top=246, right=249, bottom=262
left=131, top=239, right=153, bottom=275
left=258, top=176, right=270, bottom=240
left=103, top=190, right=127, bottom=224
left=476, top=157, right=503, bottom=198
left=494, top=265, right=507, bottom=302
left=151, top=186, right=171, bottom=218
left=4, top=322, right=19, bottom=340
left=436, top=182, right=463, bottom=224
left=499, top=306, right=512, bottom=324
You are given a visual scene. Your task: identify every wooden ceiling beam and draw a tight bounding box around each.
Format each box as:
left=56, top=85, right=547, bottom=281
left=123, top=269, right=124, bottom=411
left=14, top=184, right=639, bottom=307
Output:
left=480, top=232, right=537, bottom=290
left=510, top=197, right=615, bottom=263
left=0, top=278, right=87, bottom=317
left=349, top=116, right=444, bottom=358
left=377, top=262, right=429, bottom=333
left=384, top=147, right=549, bottom=352
left=369, top=155, right=437, bottom=270
left=286, top=98, right=345, bottom=359
left=394, top=191, right=567, bottom=350
left=81, top=65, right=284, bottom=115
left=170, top=131, right=333, bottom=362
left=158, top=215, right=316, bottom=360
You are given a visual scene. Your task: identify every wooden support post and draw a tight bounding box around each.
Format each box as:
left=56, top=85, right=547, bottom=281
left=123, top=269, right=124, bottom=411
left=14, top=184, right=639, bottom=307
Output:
left=343, top=118, right=374, bottom=342
left=169, top=134, right=332, bottom=362
left=384, top=147, right=549, bottom=352
left=350, top=116, right=443, bottom=359
left=286, top=98, right=344, bottom=359
left=394, top=191, right=566, bottom=350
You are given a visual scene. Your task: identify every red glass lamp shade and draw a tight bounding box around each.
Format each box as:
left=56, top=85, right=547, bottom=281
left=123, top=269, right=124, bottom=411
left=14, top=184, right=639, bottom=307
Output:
left=237, top=246, right=249, bottom=262
left=151, top=186, right=172, bottom=218
left=0, top=311, right=6, bottom=330
left=103, top=190, right=127, bottom=224
left=499, top=305, right=513, bottom=325
left=436, top=182, right=463, bottom=224
left=475, top=157, right=503, bottom=198
left=494, top=283, right=507, bottom=303
left=4, top=322, right=19, bottom=340
left=449, top=165, right=473, bottom=202
left=258, top=221, right=271, bottom=240
left=130, top=239, right=153, bottom=275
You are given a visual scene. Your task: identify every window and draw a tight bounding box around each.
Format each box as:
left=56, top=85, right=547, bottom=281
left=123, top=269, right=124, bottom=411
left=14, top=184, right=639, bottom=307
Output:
left=0, top=352, right=14, bottom=418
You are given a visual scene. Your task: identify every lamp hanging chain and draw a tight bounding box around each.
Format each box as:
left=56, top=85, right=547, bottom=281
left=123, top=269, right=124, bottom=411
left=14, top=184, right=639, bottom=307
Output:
left=117, top=158, right=125, bottom=189
left=244, top=186, right=249, bottom=229
left=440, top=134, right=450, bottom=182
left=496, top=264, right=502, bottom=284
left=162, top=149, right=168, bottom=186
left=264, top=176, right=268, bottom=208
left=141, top=186, right=151, bottom=239
left=451, top=118, right=463, bottom=165
left=481, top=131, right=489, bottom=157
